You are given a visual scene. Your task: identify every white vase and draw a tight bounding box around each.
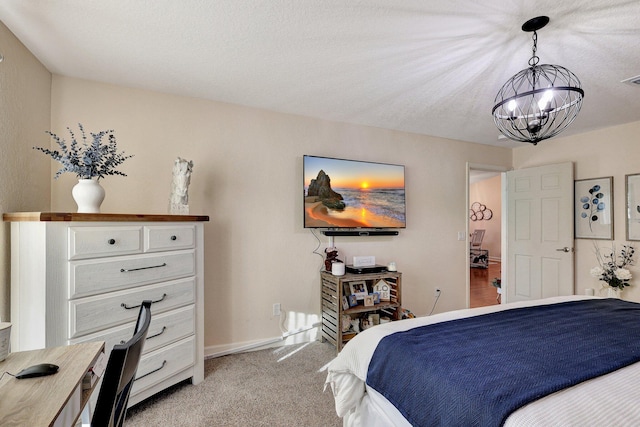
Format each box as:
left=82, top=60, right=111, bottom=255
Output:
left=607, top=287, right=621, bottom=299
left=72, top=179, right=105, bottom=213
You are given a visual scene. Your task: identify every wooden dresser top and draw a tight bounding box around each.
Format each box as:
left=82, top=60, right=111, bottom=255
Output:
left=3, top=212, right=210, bottom=222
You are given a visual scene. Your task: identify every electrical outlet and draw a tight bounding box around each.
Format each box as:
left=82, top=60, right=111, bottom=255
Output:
left=273, top=303, right=281, bottom=316
left=434, top=288, right=441, bottom=297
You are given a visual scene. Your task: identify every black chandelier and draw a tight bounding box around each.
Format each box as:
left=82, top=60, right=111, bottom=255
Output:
left=492, top=16, right=584, bottom=145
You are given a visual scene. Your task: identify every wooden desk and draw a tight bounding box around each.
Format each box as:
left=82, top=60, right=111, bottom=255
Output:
left=0, top=341, right=105, bottom=427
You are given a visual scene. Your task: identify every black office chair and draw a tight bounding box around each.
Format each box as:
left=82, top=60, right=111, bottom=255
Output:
left=91, top=300, right=152, bottom=427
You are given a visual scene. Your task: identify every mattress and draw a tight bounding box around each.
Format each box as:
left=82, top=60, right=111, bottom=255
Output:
left=325, top=296, right=640, bottom=426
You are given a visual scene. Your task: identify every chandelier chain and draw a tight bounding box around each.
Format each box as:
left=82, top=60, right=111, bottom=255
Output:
left=528, top=31, right=540, bottom=67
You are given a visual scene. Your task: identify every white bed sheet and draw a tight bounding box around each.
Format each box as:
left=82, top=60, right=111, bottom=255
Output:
left=325, top=296, right=640, bottom=426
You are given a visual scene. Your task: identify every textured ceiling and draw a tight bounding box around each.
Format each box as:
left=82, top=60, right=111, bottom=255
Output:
left=1, top=0, right=639, bottom=148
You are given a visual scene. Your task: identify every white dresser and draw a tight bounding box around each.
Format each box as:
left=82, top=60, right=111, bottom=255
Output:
left=4, top=212, right=209, bottom=407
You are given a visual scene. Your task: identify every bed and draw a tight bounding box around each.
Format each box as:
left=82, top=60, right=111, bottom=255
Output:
left=325, top=295, right=640, bottom=426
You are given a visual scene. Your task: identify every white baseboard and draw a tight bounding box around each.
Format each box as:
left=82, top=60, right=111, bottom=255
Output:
left=204, top=322, right=322, bottom=359
left=205, top=336, right=284, bottom=359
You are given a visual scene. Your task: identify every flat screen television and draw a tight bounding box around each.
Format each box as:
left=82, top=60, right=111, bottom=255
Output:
left=303, top=155, right=406, bottom=229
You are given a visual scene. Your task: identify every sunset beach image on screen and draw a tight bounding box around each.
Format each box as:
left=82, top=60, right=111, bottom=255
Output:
left=303, top=155, right=406, bottom=229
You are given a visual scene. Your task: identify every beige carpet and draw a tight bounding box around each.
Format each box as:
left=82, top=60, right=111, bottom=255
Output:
left=125, top=341, right=342, bottom=426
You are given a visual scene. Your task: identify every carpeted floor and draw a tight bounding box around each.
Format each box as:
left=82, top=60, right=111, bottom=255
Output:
left=125, top=341, right=342, bottom=426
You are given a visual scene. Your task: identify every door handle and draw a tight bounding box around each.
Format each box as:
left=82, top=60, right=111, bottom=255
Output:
left=556, top=247, right=572, bottom=253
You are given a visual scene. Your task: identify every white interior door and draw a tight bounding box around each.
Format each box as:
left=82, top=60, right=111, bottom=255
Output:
left=504, top=162, right=574, bottom=303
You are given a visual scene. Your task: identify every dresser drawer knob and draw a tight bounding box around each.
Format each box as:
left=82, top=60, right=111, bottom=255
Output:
left=170, top=235, right=177, bottom=241
left=108, top=239, right=116, bottom=245
left=121, top=293, right=167, bottom=310
left=135, top=360, right=167, bottom=381
left=120, top=262, right=167, bottom=273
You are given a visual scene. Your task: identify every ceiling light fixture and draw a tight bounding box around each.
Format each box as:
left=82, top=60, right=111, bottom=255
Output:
left=492, top=16, right=584, bottom=145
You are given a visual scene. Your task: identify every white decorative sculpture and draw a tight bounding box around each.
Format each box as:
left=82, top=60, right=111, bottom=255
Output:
left=169, top=157, right=194, bottom=214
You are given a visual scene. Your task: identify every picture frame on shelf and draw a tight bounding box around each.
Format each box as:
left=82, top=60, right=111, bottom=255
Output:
left=363, top=294, right=375, bottom=307
left=348, top=294, right=358, bottom=307
left=575, top=177, right=613, bottom=240
left=349, top=281, right=368, bottom=300
left=371, top=292, right=380, bottom=304
left=626, top=173, right=640, bottom=241
left=342, top=296, right=350, bottom=311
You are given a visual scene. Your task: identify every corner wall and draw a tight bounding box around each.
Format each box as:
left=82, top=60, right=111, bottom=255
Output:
left=0, top=21, right=51, bottom=321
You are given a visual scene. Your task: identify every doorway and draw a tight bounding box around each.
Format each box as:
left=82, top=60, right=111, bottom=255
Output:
left=467, top=163, right=508, bottom=308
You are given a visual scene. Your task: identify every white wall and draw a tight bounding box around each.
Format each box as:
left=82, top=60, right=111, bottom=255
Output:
left=48, top=76, right=512, bottom=353
left=513, top=121, right=640, bottom=302
left=0, top=21, right=51, bottom=321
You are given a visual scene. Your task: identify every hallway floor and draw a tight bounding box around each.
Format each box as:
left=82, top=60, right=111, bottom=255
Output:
left=470, top=261, right=501, bottom=308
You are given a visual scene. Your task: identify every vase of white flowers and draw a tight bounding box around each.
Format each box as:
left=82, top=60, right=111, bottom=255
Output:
left=590, top=244, right=635, bottom=298
left=33, top=124, right=133, bottom=213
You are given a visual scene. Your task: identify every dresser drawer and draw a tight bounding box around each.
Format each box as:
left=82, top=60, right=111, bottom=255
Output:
left=132, top=336, right=195, bottom=396
left=68, top=226, right=143, bottom=260
left=70, top=250, right=195, bottom=298
left=69, top=305, right=195, bottom=354
left=69, top=278, right=195, bottom=338
left=144, top=225, right=195, bottom=252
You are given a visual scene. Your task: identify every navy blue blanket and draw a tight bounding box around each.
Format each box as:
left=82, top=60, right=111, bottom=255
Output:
left=367, top=299, right=640, bottom=427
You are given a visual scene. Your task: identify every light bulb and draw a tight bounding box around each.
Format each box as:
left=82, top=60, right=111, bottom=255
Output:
left=538, top=90, right=553, bottom=111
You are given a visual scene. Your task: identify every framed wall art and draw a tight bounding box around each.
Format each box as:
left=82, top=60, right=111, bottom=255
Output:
left=626, top=173, right=640, bottom=241
left=575, top=177, right=613, bottom=240
left=469, top=202, right=493, bottom=221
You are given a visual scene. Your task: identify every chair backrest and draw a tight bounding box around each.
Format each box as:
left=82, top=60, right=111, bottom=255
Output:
left=92, top=300, right=152, bottom=427
left=470, top=229, right=485, bottom=248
